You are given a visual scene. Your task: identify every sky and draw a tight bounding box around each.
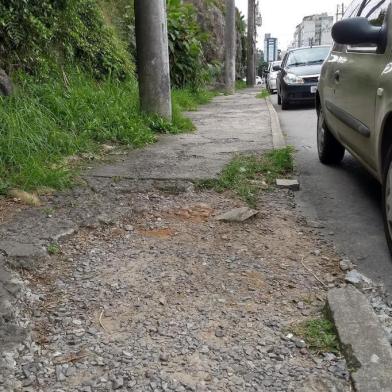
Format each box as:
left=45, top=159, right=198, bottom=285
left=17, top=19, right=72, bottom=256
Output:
left=235, top=0, right=348, bottom=50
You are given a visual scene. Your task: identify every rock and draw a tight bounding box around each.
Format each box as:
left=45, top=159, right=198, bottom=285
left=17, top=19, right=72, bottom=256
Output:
left=159, top=352, right=169, bottom=362
left=276, top=179, right=300, bottom=191
left=215, top=327, right=225, bottom=338
left=55, top=365, right=66, bottom=382
left=295, top=340, right=306, bottom=349
left=345, top=270, right=372, bottom=288
left=339, top=259, right=353, bottom=272
left=215, top=207, right=258, bottom=222
left=112, top=377, right=124, bottom=389
left=0, top=69, right=13, bottom=96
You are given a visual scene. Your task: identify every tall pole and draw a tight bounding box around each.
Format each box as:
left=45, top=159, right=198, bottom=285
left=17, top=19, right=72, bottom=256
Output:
left=247, top=0, right=256, bottom=87
left=135, top=0, right=172, bottom=119
left=224, top=0, right=236, bottom=94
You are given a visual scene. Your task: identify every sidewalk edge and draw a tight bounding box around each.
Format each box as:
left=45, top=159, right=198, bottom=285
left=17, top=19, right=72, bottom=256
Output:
left=266, top=96, right=286, bottom=149
left=327, top=286, right=392, bottom=392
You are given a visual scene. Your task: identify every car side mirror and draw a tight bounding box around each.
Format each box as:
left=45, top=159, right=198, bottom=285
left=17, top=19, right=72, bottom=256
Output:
left=332, top=17, right=384, bottom=46
left=272, top=66, right=281, bottom=71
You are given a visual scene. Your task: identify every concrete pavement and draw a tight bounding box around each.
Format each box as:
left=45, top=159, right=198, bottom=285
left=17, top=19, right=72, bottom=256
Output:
left=89, top=88, right=272, bottom=181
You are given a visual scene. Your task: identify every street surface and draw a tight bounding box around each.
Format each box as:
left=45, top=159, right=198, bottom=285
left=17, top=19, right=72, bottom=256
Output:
left=270, top=94, right=392, bottom=296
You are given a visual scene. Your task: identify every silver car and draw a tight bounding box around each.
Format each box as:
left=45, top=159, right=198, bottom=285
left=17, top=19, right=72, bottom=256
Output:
left=266, top=61, right=281, bottom=93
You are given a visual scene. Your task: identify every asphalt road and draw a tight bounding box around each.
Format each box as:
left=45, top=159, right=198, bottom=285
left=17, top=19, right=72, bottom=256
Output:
left=270, top=94, right=392, bottom=296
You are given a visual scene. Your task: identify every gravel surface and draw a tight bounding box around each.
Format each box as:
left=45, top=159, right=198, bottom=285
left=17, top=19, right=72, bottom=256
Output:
left=0, top=182, right=353, bottom=391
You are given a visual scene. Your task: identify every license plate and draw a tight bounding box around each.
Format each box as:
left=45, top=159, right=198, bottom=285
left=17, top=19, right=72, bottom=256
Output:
left=311, top=86, right=318, bottom=94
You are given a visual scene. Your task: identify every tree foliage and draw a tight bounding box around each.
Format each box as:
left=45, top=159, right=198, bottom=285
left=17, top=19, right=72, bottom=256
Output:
left=167, top=0, right=208, bottom=88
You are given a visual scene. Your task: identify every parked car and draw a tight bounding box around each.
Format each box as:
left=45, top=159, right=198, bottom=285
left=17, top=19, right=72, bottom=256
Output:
left=276, top=45, right=330, bottom=110
left=242, top=76, right=263, bottom=86
left=317, top=0, right=392, bottom=252
left=266, top=61, right=282, bottom=93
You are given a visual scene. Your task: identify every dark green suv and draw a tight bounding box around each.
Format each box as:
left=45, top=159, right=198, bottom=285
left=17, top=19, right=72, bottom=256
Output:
left=317, top=0, right=392, bottom=252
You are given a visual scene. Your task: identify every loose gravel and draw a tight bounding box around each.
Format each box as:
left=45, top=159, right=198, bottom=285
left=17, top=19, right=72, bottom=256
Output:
left=0, top=183, right=354, bottom=392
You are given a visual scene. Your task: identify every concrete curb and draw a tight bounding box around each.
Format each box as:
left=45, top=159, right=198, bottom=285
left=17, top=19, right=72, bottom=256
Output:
left=327, top=286, right=392, bottom=392
left=266, top=96, right=286, bottom=149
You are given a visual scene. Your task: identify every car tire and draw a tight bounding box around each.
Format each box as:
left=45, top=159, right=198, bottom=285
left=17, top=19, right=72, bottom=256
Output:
left=317, top=107, right=345, bottom=164
left=281, top=96, right=290, bottom=110
left=277, top=93, right=282, bottom=105
left=382, top=146, right=392, bottom=255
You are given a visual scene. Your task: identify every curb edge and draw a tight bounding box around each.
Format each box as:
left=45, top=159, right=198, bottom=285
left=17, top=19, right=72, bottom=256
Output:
left=266, top=96, right=286, bottom=149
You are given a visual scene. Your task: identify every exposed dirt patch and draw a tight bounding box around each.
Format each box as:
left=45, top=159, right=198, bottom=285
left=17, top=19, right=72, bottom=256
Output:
left=6, top=186, right=352, bottom=391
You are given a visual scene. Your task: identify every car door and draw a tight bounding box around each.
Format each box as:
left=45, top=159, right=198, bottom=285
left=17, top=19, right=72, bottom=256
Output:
left=331, top=0, right=391, bottom=170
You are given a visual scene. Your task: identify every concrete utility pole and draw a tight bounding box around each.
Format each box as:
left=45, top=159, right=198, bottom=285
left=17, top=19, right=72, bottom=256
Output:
left=247, top=0, right=256, bottom=87
left=135, top=0, right=172, bottom=119
left=224, top=0, right=236, bottom=94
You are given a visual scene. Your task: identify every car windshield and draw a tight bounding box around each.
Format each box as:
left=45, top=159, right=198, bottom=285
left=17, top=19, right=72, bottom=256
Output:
left=286, top=47, right=330, bottom=67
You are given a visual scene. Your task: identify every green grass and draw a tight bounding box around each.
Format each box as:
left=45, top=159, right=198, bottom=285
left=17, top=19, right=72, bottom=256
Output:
left=0, top=71, right=215, bottom=192
left=47, top=243, right=61, bottom=255
left=235, top=80, right=247, bottom=90
left=198, top=147, right=294, bottom=207
left=256, top=89, right=270, bottom=99
left=291, top=317, right=339, bottom=354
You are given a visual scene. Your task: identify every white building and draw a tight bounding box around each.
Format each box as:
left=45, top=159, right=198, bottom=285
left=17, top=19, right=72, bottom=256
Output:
left=292, top=13, right=334, bottom=48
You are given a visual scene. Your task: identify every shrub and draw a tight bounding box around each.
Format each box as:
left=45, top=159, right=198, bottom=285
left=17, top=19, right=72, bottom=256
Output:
left=0, top=0, right=133, bottom=79
left=167, top=0, right=209, bottom=88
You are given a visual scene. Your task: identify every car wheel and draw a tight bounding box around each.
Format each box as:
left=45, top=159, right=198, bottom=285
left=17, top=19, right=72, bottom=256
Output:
left=382, top=146, right=392, bottom=255
left=277, top=93, right=282, bottom=105
left=317, top=107, right=345, bottom=164
left=281, top=96, right=290, bottom=110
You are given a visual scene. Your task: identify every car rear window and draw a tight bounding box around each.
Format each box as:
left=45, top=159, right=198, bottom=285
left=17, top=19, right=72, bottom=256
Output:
left=286, top=47, right=330, bottom=67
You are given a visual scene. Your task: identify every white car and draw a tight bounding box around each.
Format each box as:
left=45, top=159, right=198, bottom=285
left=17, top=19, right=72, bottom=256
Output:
left=266, top=61, right=282, bottom=93
left=242, top=76, right=263, bottom=86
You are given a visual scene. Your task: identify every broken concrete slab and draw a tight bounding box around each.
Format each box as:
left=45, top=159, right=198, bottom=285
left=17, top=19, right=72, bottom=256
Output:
left=215, top=207, right=258, bottom=222
left=327, top=286, right=392, bottom=392
left=276, top=178, right=300, bottom=191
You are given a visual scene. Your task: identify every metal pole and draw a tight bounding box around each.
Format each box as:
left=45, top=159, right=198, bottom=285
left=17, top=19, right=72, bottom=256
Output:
left=135, top=0, right=172, bottom=119
left=224, top=0, right=236, bottom=94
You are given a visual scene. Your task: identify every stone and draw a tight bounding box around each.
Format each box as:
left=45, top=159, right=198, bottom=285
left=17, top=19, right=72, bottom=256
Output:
left=345, top=270, right=371, bottom=288
left=215, top=207, right=258, bottom=222
left=55, top=365, right=66, bottom=382
left=276, top=179, right=300, bottom=191
left=339, top=259, right=353, bottom=272
left=112, top=377, right=124, bottom=390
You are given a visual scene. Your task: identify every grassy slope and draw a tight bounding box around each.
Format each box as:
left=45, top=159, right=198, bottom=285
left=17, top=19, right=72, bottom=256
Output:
left=0, top=72, right=216, bottom=192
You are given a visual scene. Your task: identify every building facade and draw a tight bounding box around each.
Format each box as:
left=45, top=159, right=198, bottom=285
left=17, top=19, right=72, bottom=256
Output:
left=292, top=13, right=334, bottom=48
left=264, top=34, right=278, bottom=62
